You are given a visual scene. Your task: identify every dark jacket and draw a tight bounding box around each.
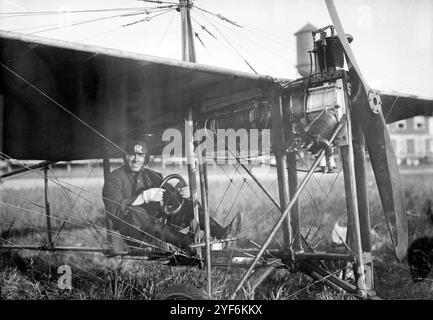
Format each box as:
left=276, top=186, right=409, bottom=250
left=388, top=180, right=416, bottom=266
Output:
left=102, top=165, right=164, bottom=229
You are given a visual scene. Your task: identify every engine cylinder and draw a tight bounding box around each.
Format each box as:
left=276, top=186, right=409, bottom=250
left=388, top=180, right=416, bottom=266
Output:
left=315, top=34, right=353, bottom=72
left=308, top=111, right=338, bottom=141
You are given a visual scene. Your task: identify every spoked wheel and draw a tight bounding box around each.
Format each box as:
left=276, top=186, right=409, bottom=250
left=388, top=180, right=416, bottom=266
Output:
left=155, top=285, right=209, bottom=300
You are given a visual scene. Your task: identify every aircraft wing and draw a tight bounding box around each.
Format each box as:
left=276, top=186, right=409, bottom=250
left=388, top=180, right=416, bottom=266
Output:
left=1, top=30, right=432, bottom=161
left=380, top=91, right=433, bottom=123
left=0, top=30, right=276, bottom=161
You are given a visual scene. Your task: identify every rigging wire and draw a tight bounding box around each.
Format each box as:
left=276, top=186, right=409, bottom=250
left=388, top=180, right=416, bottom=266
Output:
left=0, top=5, right=178, bottom=16
left=48, top=165, right=105, bottom=246
left=0, top=157, right=171, bottom=249
left=76, top=25, right=125, bottom=43
left=191, top=11, right=258, bottom=74
left=0, top=195, right=169, bottom=252
left=10, top=6, right=175, bottom=33
left=0, top=236, right=149, bottom=297
left=1, top=176, right=43, bottom=238
left=136, top=0, right=179, bottom=4
left=12, top=11, right=143, bottom=33
left=121, top=7, right=175, bottom=27
left=0, top=62, right=125, bottom=155
left=197, top=10, right=286, bottom=76
left=191, top=16, right=217, bottom=39
left=287, top=151, right=346, bottom=248
left=0, top=222, right=99, bottom=244
left=0, top=153, right=196, bottom=251
left=286, top=263, right=352, bottom=299
left=194, top=9, right=286, bottom=77
left=241, top=23, right=297, bottom=49
left=153, top=10, right=177, bottom=55
left=0, top=189, right=111, bottom=247
left=193, top=4, right=297, bottom=49
left=196, top=8, right=292, bottom=68
left=192, top=5, right=242, bottom=28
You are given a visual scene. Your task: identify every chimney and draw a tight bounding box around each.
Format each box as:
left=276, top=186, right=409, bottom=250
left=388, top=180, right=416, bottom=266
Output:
left=294, top=23, right=317, bottom=77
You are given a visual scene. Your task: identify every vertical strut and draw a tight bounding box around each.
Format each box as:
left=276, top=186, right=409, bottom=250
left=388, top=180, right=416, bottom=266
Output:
left=340, top=106, right=367, bottom=297
left=287, top=151, right=302, bottom=251
left=352, top=113, right=372, bottom=252
left=102, top=151, right=112, bottom=244
left=351, top=89, right=374, bottom=290
left=43, top=166, right=53, bottom=247
left=180, top=0, right=209, bottom=294
left=270, top=87, right=293, bottom=252
left=0, top=95, right=4, bottom=158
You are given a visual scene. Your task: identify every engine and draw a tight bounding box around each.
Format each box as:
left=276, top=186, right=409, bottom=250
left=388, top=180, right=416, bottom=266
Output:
left=283, top=25, right=351, bottom=171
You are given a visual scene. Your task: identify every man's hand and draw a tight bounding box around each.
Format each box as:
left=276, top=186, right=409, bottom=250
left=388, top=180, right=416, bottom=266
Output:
left=131, top=188, right=165, bottom=206
left=143, top=188, right=165, bottom=203
left=179, top=186, right=190, bottom=199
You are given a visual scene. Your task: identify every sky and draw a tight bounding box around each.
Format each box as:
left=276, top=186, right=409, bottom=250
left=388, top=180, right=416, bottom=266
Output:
left=1, top=0, right=432, bottom=97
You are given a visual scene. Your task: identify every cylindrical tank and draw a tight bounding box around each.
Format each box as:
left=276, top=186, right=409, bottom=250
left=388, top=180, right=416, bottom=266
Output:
left=294, top=23, right=317, bottom=77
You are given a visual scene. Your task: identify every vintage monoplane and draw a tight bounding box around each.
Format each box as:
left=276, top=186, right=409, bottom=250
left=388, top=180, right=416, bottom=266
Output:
left=0, top=0, right=432, bottom=299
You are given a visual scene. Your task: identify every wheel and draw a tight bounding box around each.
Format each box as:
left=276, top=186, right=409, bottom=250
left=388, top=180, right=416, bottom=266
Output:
left=159, top=174, right=187, bottom=215
left=155, top=285, right=209, bottom=300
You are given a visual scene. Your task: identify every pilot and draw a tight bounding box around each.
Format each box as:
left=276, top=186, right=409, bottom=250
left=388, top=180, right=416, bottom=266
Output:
left=102, top=139, right=241, bottom=252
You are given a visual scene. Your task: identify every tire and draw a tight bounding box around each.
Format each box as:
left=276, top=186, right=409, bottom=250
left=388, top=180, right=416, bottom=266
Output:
left=155, top=285, right=209, bottom=300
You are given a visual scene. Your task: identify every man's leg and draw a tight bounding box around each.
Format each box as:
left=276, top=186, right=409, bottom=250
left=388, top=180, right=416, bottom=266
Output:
left=117, top=206, right=194, bottom=250
left=175, top=200, right=227, bottom=239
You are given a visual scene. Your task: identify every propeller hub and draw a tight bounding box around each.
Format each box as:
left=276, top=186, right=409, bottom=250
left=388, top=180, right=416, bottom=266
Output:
left=368, top=90, right=382, bottom=114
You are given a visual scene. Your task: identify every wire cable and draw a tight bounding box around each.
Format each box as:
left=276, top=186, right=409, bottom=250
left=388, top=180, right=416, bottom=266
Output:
left=0, top=62, right=125, bottom=155
left=192, top=11, right=258, bottom=74
left=153, top=10, right=177, bottom=55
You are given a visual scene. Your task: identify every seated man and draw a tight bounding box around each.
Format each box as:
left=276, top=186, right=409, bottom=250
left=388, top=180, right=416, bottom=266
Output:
left=102, top=139, right=241, bottom=252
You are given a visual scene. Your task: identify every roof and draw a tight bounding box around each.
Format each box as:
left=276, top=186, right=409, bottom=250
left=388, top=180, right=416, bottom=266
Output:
left=294, top=23, right=317, bottom=35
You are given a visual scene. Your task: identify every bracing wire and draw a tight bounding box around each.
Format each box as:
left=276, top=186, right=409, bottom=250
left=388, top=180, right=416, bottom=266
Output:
left=191, top=11, right=258, bottom=74
left=0, top=5, right=178, bottom=17
left=121, top=7, right=176, bottom=27
left=0, top=152, right=198, bottom=252
left=47, top=165, right=105, bottom=246
left=9, top=6, right=176, bottom=34
left=0, top=196, right=170, bottom=252
left=0, top=62, right=125, bottom=155
left=14, top=11, right=143, bottom=33
left=195, top=8, right=292, bottom=70
left=0, top=159, right=169, bottom=250
left=0, top=236, right=149, bottom=297
left=193, top=4, right=297, bottom=49
left=0, top=222, right=99, bottom=244
left=153, top=10, right=177, bottom=55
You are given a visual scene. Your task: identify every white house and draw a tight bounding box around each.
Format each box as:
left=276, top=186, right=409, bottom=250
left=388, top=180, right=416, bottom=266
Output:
left=389, top=116, right=433, bottom=165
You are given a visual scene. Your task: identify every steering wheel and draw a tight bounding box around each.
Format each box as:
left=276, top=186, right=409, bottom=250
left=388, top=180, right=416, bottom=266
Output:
left=159, top=174, right=187, bottom=215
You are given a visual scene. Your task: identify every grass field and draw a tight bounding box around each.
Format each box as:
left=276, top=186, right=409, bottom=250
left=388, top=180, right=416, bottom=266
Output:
left=0, top=162, right=433, bottom=299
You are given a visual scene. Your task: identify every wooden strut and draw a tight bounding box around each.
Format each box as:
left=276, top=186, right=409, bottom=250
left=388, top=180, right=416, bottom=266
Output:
left=179, top=0, right=211, bottom=297
left=270, top=89, right=293, bottom=253
left=102, top=152, right=112, bottom=244
left=340, top=105, right=368, bottom=297
left=0, top=160, right=54, bottom=179
left=0, top=245, right=111, bottom=253
left=344, top=74, right=374, bottom=290
left=229, top=120, right=346, bottom=300
left=43, top=166, right=53, bottom=248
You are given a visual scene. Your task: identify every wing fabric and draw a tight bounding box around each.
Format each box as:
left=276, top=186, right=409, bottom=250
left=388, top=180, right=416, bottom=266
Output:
left=0, top=30, right=274, bottom=160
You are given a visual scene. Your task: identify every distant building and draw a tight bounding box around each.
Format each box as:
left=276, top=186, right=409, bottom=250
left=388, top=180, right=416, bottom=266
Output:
left=389, top=116, right=433, bottom=165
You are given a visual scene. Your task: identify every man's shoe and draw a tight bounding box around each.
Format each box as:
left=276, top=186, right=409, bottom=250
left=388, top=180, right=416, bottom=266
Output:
left=222, top=212, right=242, bottom=239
